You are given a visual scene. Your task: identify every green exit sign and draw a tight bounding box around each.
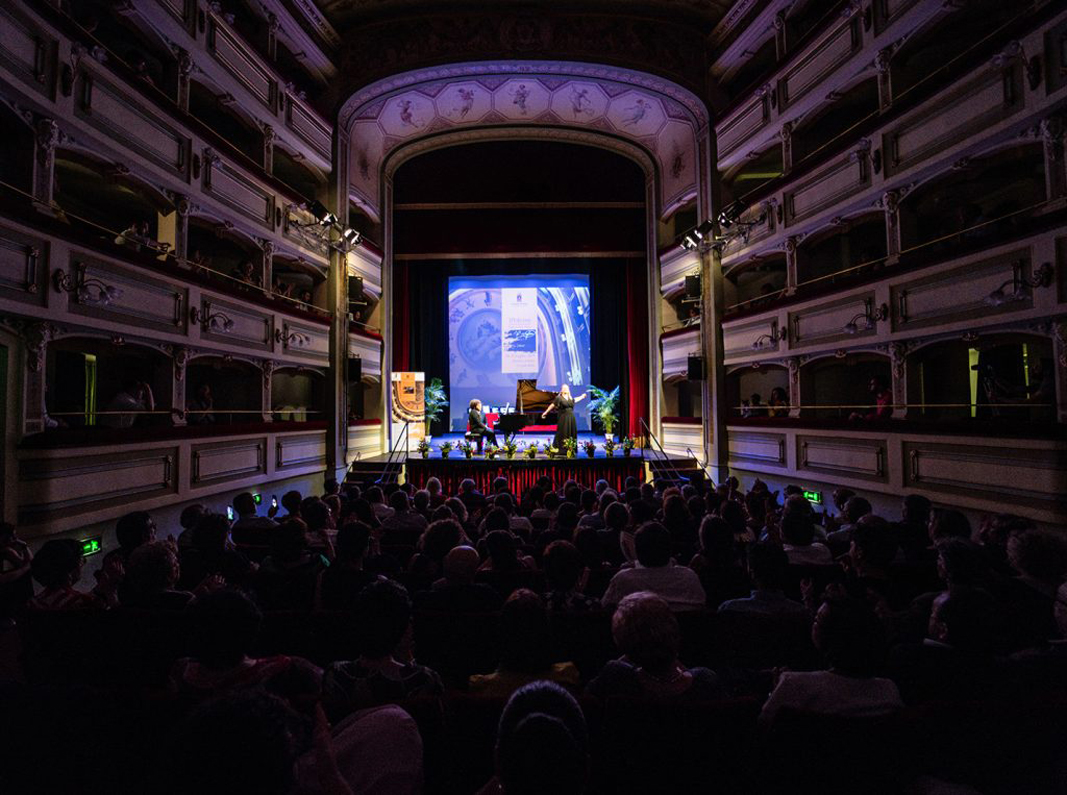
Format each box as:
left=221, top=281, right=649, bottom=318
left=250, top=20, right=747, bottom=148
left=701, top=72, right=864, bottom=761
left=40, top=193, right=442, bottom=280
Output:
left=80, top=536, right=102, bottom=557
left=803, top=490, right=822, bottom=504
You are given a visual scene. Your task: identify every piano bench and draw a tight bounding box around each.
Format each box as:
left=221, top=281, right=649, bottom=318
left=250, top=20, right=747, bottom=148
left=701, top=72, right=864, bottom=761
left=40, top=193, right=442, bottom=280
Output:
left=464, top=431, right=485, bottom=453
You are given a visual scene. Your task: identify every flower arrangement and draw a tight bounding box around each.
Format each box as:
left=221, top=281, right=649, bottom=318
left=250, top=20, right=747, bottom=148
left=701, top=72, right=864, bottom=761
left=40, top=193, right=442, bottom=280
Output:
left=545, top=445, right=560, bottom=458
left=459, top=440, right=475, bottom=459
left=502, top=438, right=519, bottom=459
left=622, top=436, right=636, bottom=457
left=582, top=439, right=597, bottom=458
left=524, top=442, right=538, bottom=459
left=563, top=438, right=577, bottom=458
left=604, top=437, right=617, bottom=457
left=416, top=438, right=431, bottom=459
left=485, top=445, right=499, bottom=460
left=438, top=441, right=454, bottom=459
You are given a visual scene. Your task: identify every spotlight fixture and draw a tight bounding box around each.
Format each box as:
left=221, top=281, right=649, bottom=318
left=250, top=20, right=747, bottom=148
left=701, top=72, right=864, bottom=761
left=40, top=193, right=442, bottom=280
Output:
left=842, top=299, right=889, bottom=334
left=717, top=202, right=743, bottom=230
left=341, top=227, right=362, bottom=246
left=984, top=262, right=1052, bottom=307
left=679, top=220, right=719, bottom=251
left=307, top=200, right=336, bottom=226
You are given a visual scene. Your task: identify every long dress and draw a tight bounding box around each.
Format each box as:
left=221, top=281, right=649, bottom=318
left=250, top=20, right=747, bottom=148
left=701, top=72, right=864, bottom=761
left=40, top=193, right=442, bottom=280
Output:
left=552, top=395, right=577, bottom=449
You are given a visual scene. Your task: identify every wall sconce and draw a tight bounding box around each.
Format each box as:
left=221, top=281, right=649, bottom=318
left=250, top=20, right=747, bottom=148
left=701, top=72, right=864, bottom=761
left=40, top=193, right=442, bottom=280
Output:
left=276, top=329, right=311, bottom=348
left=842, top=299, right=889, bottom=334
left=190, top=306, right=235, bottom=332
left=985, top=262, right=1052, bottom=307
left=53, top=265, right=122, bottom=306
left=752, top=323, right=786, bottom=350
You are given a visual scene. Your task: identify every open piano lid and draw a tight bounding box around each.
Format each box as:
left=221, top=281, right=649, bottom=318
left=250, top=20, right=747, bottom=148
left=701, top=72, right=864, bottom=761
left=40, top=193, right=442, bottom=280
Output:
left=516, top=379, right=557, bottom=413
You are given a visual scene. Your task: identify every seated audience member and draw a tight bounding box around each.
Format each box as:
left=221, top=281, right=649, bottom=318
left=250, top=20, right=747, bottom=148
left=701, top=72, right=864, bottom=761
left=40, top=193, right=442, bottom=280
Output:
left=317, top=522, right=379, bottom=611
left=414, top=546, right=502, bottom=612
left=496, top=493, right=534, bottom=537
left=178, top=512, right=254, bottom=590
left=425, top=477, right=446, bottom=509
left=323, top=580, right=443, bottom=719
left=927, top=508, right=972, bottom=545
left=661, top=494, right=697, bottom=556
left=187, top=384, right=215, bottom=425
left=0, top=522, right=33, bottom=619
left=542, top=540, right=601, bottom=612
left=458, top=478, right=488, bottom=516
left=469, top=589, right=580, bottom=696
left=486, top=681, right=589, bottom=795
left=412, top=489, right=432, bottom=523
left=842, top=516, right=908, bottom=610
left=254, top=520, right=328, bottom=610
left=480, top=529, right=536, bottom=573
left=766, top=386, right=789, bottom=417
left=823, top=488, right=856, bottom=532
left=169, top=588, right=321, bottom=700
left=1010, top=580, right=1067, bottom=689
left=408, top=518, right=464, bottom=578
left=600, top=500, right=630, bottom=566
left=101, top=379, right=155, bottom=428
left=577, top=490, right=603, bottom=530
left=848, top=376, right=893, bottom=421
left=121, top=541, right=201, bottom=610
left=824, top=496, right=873, bottom=556
left=28, top=539, right=113, bottom=610
left=688, top=516, right=750, bottom=608
left=976, top=512, right=1034, bottom=570
left=719, top=499, right=753, bottom=544
left=587, top=592, right=725, bottom=702
left=760, top=596, right=901, bottom=727
left=279, top=490, right=303, bottom=521
left=894, top=495, right=933, bottom=561
left=573, top=526, right=608, bottom=572
left=1004, top=529, right=1067, bottom=646
left=230, top=492, right=278, bottom=556
left=719, top=543, right=808, bottom=617
left=176, top=503, right=208, bottom=550
left=381, top=491, right=428, bottom=543
left=602, top=523, right=706, bottom=609
left=103, top=510, right=156, bottom=574
left=889, top=587, right=1015, bottom=704
left=780, top=512, right=833, bottom=566
left=299, top=498, right=336, bottom=561
left=366, top=487, right=395, bottom=522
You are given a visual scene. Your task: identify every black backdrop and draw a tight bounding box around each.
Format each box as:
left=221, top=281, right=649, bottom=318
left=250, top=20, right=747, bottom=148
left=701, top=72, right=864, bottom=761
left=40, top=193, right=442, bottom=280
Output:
left=394, top=258, right=634, bottom=436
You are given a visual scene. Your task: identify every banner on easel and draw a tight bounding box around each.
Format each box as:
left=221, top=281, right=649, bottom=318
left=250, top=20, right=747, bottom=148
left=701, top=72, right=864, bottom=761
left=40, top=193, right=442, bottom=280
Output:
left=391, top=371, right=425, bottom=451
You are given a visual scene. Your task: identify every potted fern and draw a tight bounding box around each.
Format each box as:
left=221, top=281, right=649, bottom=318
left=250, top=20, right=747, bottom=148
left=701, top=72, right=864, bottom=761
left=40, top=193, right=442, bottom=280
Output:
left=587, top=385, right=620, bottom=441
left=459, top=439, right=475, bottom=459
left=439, top=440, right=454, bottom=459
left=502, top=438, right=519, bottom=459
left=416, top=438, right=431, bottom=459
left=563, top=438, right=577, bottom=459
left=524, top=442, right=538, bottom=459
left=582, top=439, right=597, bottom=458
left=423, top=377, right=448, bottom=441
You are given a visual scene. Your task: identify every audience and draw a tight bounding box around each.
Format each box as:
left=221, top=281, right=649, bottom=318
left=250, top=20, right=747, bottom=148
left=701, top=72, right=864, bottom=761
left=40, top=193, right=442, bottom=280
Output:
left=602, top=523, right=706, bottom=608
left=719, top=542, right=808, bottom=617
left=316, top=522, right=378, bottom=611
left=542, top=540, right=601, bottom=612
left=414, top=545, right=502, bottom=612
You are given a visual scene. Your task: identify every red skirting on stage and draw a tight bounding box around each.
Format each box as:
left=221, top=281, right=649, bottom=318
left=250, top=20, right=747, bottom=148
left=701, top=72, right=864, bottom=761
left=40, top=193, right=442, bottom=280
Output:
left=405, top=454, right=644, bottom=495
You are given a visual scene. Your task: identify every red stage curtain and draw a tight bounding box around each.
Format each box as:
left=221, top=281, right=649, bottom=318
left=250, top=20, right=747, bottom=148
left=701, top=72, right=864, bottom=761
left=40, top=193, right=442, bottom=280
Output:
left=392, top=261, right=410, bottom=372
left=405, top=456, right=645, bottom=496
left=625, top=258, right=649, bottom=438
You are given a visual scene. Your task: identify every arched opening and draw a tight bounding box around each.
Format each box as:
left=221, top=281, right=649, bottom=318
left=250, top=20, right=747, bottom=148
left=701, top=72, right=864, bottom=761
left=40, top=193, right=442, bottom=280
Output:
left=791, top=78, right=879, bottom=167
left=724, top=254, right=788, bottom=311
left=44, top=338, right=173, bottom=431
left=899, top=144, right=1047, bottom=257
left=722, top=37, right=777, bottom=101
left=271, top=254, right=326, bottom=310
left=795, top=214, right=887, bottom=286
left=273, top=146, right=324, bottom=203
left=0, top=103, right=34, bottom=196
left=68, top=0, right=177, bottom=93
left=908, top=333, right=1055, bottom=424
left=188, top=80, right=264, bottom=164
left=799, top=353, right=891, bottom=420
left=271, top=368, right=326, bottom=424
left=187, top=217, right=263, bottom=290
left=659, top=201, right=698, bottom=248
left=186, top=357, right=262, bottom=425
left=727, top=364, right=789, bottom=420
left=723, top=147, right=784, bottom=207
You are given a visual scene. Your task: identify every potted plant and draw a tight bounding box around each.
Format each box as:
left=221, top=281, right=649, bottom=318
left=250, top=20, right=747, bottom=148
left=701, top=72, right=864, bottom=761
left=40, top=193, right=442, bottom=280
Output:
left=502, top=438, right=519, bottom=459
left=604, top=437, right=617, bottom=457
left=439, top=440, right=454, bottom=459
left=423, top=377, right=449, bottom=441
left=416, top=438, right=431, bottom=459
left=587, top=385, right=620, bottom=440
left=563, top=438, right=577, bottom=459
left=582, top=439, right=597, bottom=458
left=622, top=436, right=636, bottom=457
left=524, top=442, right=538, bottom=459
left=459, top=440, right=475, bottom=459
left=485, top=444, right=499, bottom=460
left=545, top=445, right=559, bottom=458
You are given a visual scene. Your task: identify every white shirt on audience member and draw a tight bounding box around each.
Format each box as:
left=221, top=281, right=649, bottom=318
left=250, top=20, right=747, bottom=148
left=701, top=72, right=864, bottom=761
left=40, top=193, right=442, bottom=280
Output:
left=759, top=670, right=902, bottom=727
left=601, top=564, right=706, bottom=608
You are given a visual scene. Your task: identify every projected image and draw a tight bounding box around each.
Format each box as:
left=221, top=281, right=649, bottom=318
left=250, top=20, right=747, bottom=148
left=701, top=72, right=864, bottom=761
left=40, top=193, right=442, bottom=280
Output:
left=447, top=275, right=591, bottom=431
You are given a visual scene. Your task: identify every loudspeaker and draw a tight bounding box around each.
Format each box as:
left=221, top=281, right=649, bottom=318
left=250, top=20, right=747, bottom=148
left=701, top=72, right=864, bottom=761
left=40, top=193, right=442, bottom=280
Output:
left=347, top=356, right=362, bottom=382
left=684, top=274, right=701, bottom=299
left=347, top=275, right=364, bottom=302
left=687, top=355, right=704, bottom=381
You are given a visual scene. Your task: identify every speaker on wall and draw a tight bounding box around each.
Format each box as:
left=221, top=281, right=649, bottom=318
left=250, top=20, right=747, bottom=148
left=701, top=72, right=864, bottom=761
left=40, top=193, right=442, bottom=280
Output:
left=347, top=356, right=362, bottom=382
left=347, top=275, right=365, bottom=304
left=684, top=274, right=701, bottom=300
left=687, top=355, right=704, bottom=381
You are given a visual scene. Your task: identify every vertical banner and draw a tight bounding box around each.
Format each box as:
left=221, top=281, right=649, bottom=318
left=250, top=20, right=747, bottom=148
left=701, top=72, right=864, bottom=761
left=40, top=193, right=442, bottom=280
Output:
left=501, top=287, right=538, bottom=373
left=391, top=371, right=425, bottom=451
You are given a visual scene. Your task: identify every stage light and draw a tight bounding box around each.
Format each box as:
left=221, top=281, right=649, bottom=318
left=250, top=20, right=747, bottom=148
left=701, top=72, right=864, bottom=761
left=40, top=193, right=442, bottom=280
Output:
left=342, top=228, right=362, bottom=246
left=308, top=200, right=336, bottom=226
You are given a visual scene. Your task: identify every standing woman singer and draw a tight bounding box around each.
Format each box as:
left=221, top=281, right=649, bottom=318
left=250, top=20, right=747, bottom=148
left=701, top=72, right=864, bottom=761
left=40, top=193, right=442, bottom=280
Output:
left=542, top=384, right=586, bottom=449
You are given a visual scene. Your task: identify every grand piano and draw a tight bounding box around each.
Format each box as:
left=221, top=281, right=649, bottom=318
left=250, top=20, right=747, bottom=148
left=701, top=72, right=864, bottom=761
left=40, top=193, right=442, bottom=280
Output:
left=494, top=379, right=557, bottom=437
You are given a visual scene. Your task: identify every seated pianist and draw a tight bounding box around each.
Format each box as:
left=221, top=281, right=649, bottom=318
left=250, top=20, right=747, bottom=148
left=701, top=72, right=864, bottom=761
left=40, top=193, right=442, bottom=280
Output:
left=468, top=399, right=498, bottom=448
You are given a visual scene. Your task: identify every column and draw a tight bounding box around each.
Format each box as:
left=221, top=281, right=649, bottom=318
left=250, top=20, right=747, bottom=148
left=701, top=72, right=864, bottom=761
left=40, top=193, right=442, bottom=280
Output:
left=172, top=347, right=188, bottom=426
left=702, top=238, right=728, bottom=483
left=773, top=10, right=788, bottom=59
left=783, top=235, right=800, bottom=295
left=1053, top=320, right=1067, bottom=425
left=780, top=121, right=793, bottom=175
left=889, top=341, right=909, bottom=420
left=882, top=189, right=902, bottom=265
left=177, top=50, right=193, bottom=113
left=327, top=130, right=350, bottom=479
left=32, top=117, right=58, bottom=213
left=262, top=123, right=275, bottom=173
left=875, top=46, right=895, bottom=111
left=267, top=14, right=280, bottom=61
left=1040, top=115, right=1065, bottom=202
left=261, top=359, right=275, bottom=421
left=787, top=357, right=801, bottom=418
left=23, top=322, right=54, bottom=435
left=173, top=194, right=192, bottom=263
left=259, top=240, right=275, bottom=293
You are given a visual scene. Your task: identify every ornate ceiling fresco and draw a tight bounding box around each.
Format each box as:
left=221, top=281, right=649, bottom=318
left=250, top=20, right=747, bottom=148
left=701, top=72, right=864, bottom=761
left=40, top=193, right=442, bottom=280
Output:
left=340, top=61, right=711, bottom=222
